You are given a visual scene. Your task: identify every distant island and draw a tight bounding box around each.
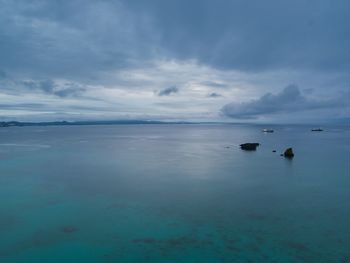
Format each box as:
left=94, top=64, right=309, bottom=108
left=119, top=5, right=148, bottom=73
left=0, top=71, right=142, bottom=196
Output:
left=1, top=120, right=346, bottom=128
left=0, top=120, right=195, bottom=127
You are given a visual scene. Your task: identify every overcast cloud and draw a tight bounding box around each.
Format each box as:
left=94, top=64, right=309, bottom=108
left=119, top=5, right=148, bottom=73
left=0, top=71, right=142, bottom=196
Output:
left=157, top=86, right=179, bottom=97
left=222, top=85, right=350, bottom=120
left=0, top=0, right=349, bottom=122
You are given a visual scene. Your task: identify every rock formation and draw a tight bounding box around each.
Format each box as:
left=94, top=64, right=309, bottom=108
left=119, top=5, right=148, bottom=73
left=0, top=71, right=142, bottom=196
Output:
left=240, top=143, right=260, bottom=151
left=283, top=148, right=294, bottom=158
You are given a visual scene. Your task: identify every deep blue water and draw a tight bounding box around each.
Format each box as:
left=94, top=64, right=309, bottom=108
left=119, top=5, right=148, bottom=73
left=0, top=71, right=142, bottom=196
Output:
left=0, top=124, right=350, bottom=262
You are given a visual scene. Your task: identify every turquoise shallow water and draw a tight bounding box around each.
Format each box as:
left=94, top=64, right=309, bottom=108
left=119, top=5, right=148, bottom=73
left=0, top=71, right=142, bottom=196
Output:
left=0, top=124, right=350, bottom=262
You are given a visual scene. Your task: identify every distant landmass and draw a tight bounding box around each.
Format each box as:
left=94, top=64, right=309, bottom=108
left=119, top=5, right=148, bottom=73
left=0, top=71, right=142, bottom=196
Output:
left=0, top=120, right=195, bottom=127
left=2, top=120, right=348, bottom=128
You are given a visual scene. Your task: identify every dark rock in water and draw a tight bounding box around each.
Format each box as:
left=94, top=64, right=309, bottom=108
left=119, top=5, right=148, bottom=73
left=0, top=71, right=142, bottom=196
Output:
left=272, top=150, right=276, bottom=152
left=283, top=148, right=294, bottom=158
left=240, top=143, right=260, bottom=151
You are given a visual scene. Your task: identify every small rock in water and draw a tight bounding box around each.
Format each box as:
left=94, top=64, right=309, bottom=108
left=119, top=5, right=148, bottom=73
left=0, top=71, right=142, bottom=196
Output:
left=272, top=150, right=276, bottom=152
left=240, top=143, right=260, bottom=151
left=283, top=148, right=294, bottom=158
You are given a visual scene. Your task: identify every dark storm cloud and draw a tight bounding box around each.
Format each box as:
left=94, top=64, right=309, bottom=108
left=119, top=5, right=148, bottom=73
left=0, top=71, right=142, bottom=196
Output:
left=0, top=0, right=157, bottom=81
left=157, top=86, right=179, bottom=96
left=208, top=92, right=223, bottom=98
left=23, top=80, right=55, bottom=93
left=221, top=85, right=349, bottom=119
left=1, top=0, right=349, bottom=80
left=53, top=87, right=85, bottom=98
left=22, top=79, right=85, bottom=97
left=126, top=0, right=350, bottom=72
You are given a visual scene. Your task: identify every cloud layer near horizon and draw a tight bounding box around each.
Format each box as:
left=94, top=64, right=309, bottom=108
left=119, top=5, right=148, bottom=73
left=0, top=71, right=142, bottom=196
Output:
left=0, top=0, right=349, bottom=122
left=222, top=85, right=350, bottom=120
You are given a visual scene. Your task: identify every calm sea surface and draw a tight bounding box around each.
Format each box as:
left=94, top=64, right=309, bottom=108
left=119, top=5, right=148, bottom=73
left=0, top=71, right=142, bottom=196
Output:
left=0, top=124, right=350, bottom=262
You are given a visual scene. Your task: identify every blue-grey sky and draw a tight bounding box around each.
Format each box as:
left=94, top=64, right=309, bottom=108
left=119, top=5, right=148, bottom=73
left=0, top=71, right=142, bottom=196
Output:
left=0, top=0, right=349, bottom=122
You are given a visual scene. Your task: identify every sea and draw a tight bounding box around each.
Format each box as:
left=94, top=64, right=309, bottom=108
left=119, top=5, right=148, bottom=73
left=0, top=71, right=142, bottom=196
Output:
left=0, top=124, right=349, bottom=263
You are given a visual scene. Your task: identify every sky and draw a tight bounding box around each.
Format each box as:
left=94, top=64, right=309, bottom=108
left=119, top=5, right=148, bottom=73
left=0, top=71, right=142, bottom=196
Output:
left=0, top=0, right=349, bottom=123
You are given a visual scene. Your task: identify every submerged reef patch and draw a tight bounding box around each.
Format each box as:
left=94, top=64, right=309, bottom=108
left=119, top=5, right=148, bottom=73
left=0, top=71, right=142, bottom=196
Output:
left=61, top=226, right=79, bottom=234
